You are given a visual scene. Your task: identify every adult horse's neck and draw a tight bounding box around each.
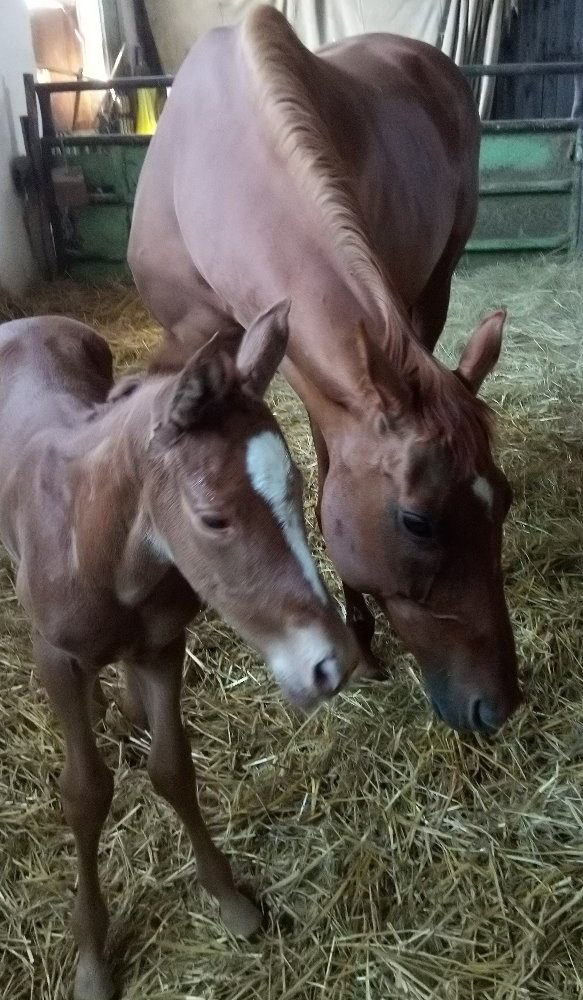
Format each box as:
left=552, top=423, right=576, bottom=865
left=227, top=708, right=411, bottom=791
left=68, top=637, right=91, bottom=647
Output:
left=278, top=276, right=410, bottom=442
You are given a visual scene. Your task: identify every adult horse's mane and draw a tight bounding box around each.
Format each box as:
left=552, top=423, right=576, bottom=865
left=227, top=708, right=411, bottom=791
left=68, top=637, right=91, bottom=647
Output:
left=241, top=6, right=493, bottom=472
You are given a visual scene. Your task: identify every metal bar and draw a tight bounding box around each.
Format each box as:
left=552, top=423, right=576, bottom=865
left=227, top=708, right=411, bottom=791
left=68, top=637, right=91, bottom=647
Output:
left=37, top=88, right=56, bottom=138
left=461, top=61, right=583, bottom=77
left=39, top=120, right=577, bottom=143
left=41, top=133, right=150, bottom=148
left=573, top=127, right=583, bottom=250
left=23, top=74, right=58, bottom=277
left=32, top=63, right=583, bottom=98
left=479, top=179, right=573, bottom=195
left=481, top=118, right=579, bottom=133
left=466, top=235, right=572, bottom=251
left=35, top=74, right=174, bottom=94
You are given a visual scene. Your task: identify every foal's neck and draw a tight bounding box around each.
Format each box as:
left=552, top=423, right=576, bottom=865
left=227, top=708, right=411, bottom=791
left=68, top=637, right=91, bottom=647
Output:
left=76, top=378, right=173, bottom=573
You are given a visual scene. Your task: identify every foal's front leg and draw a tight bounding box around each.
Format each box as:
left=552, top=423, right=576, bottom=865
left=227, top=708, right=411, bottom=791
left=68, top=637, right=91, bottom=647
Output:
left=130, top=635, right=261, bottom=936
left=33, top=632, right=115, bottom=1000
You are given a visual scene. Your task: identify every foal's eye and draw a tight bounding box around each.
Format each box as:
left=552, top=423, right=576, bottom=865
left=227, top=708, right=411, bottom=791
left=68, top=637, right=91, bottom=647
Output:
left=401, top=511, right=433, bottom=539
left=200, top=513, right=230, bottom=531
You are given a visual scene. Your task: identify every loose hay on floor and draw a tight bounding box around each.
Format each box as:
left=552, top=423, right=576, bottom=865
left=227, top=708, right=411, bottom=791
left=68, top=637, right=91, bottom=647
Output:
left=1, top=257, right=583, bottom=999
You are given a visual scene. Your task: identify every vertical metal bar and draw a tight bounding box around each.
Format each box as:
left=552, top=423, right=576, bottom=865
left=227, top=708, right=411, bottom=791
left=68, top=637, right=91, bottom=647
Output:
left=36, top=88, right=55, bottom=138
left=23, top=73, right=57, bottom=278
left=574, top=127, right=583, bottom=251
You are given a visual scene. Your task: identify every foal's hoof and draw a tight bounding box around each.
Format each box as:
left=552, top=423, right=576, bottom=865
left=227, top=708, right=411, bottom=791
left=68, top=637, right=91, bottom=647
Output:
left=74, top=957, right=115, bottom=1000
left=220, top=892, right=262, bottom=938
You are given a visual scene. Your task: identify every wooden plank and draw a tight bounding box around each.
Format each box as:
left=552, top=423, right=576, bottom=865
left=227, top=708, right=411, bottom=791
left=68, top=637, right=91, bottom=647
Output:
left=493, top=0, right=583, bottom=120
left=541, top=0, right=558, bottom=119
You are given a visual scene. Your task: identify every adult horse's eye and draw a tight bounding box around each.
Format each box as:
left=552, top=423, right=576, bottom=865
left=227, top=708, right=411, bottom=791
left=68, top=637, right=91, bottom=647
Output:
left=401, top=511, right=433, bottom=539
left=200, top=512, right=230, bottom=531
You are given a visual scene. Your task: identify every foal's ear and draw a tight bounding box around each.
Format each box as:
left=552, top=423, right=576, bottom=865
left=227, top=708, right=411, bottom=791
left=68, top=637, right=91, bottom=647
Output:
left=237, top=299, right=291, bottom=397
left=454, top=309, right=506, bottom=394
left=167, top=333, right=235, bottom=431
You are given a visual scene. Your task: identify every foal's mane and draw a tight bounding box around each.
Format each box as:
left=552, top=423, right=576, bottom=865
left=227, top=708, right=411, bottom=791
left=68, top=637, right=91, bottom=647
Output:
left=241, top=7, right=492, bottom=473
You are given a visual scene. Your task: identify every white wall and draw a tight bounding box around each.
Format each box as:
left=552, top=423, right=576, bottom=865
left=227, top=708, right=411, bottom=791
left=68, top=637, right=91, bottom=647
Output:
left=0, top=0, right=37, bottom=296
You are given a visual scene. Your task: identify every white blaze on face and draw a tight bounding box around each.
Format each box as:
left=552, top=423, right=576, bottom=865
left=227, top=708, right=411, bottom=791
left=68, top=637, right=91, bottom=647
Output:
left=472, top=475, right=494, bottom=514
left=246, top=431, right=327, bottom=604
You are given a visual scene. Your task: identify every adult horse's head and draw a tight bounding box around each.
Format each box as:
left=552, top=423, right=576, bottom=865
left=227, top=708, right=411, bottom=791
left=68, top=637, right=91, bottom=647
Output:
left=317, top=309, right=520, bottom=732
left=144, top=301, right=358, bottom=708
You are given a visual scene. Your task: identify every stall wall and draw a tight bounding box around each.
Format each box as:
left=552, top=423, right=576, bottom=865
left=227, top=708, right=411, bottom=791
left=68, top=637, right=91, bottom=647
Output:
left=143, top=0, right=512, bottom=117
left=0, top=0, right=37, bottom=295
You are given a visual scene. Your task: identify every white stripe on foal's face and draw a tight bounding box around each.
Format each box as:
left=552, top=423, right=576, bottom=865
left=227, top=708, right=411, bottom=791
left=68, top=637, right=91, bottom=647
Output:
left=246, top=431, right=327, bottom=603
left=472, top=476, right=494, bottom=514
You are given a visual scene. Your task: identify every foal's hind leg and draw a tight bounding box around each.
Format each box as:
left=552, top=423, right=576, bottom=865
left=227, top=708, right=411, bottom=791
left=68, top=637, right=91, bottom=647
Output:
left=130, top=635, right=261, bottom=937
left=119, top=664, right=149, bottom=730
left=34, top=632, right=115, bottom=1000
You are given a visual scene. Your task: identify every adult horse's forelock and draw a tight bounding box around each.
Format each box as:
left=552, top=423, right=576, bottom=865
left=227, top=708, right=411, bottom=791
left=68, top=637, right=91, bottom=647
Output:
left=369, top=322, right=495, bottom=476
left=412, top=359, right=495, bottom=476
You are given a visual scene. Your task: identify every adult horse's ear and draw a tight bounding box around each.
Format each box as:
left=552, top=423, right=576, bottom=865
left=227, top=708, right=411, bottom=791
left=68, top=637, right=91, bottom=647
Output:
left=237, top=299, right=291, bottom=397
left=454, top=309, right=506, bottom=394
left=167, top=333, right=236, bottom=432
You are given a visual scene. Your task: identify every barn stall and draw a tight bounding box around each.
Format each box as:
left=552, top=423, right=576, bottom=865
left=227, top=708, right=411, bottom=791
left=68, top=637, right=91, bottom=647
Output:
left=2, top=3, right=583, bottom=1000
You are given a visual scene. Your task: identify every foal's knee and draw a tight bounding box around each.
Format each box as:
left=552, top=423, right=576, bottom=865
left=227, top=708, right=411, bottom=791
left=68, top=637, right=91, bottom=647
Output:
left=147, top=731, right=192, bottom=801
left=61, top=759, right=114, bottom=829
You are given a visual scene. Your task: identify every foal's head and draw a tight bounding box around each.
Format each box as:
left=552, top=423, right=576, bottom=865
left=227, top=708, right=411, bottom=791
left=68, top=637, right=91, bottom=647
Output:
left=145, top=302, right=357, bottom=707
left=319, top=311, right=520, bottom=732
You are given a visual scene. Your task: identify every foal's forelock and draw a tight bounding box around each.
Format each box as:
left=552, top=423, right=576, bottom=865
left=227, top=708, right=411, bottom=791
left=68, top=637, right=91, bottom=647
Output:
left=246, top=431, right=327, bottom=603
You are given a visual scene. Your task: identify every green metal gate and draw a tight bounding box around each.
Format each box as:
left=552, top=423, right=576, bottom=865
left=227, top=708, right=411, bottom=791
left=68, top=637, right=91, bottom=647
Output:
left=19, top=65, right=583, bottom=282
left=467, top=119, right=583, bottom=259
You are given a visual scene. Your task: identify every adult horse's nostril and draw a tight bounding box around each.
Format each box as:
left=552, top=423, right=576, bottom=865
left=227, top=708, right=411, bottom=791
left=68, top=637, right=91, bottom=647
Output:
left=469, top=698, right=484, bottom=731
left=313, top=656, right=341, bottom=694
left=470, top=698, right=507, bottom=732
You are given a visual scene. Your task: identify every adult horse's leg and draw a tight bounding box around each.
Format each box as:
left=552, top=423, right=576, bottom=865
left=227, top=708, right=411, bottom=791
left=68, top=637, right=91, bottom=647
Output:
left=411, top=214, right=476, bottom=351
left=342, top=583, right=383, bottom=679
left=308, top=415, right=329, bottom=534
left=130, top=635, right=261, bottom=937
left=308, top=416, right=382, bottom=679
left=34, top=632, right=115, bottom=1000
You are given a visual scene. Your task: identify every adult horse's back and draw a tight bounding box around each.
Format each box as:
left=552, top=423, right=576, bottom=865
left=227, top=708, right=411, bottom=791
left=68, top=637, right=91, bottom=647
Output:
left=130, top=5, right=521, bottom=732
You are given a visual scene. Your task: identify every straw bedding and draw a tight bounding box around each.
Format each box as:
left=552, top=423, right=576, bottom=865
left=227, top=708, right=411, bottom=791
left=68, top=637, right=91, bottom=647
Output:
left=1, top=256, right=583, bottom=1000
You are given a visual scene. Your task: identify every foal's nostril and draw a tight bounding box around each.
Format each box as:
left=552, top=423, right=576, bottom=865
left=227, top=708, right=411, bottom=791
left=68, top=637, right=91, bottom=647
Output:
left=313, top=656, right=340, bottom=694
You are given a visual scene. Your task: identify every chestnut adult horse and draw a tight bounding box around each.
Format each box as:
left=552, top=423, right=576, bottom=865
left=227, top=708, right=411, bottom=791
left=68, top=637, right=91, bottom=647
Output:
left=129, top=5, right=520, bottom=732
left=0, top=307, right=357, bottom=1000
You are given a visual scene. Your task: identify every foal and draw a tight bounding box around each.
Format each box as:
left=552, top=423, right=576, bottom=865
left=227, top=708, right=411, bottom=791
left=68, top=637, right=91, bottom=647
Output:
left=0, top=303, right=357, bottom=1000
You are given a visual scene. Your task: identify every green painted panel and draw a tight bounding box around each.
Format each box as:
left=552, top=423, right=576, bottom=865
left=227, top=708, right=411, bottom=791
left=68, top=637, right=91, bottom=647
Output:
left=121, top=146, right=148, bottom=201
left=67, top=260, right=132, bottom=281
left=479, top=132, right=574, bottom=176
left=472, top=192, right=572, bottom=243
left=49, top=144, right=148, bottom=204
left=51, top=125, right=582, bottom=281
left=68, top=205, right=131, bottom=262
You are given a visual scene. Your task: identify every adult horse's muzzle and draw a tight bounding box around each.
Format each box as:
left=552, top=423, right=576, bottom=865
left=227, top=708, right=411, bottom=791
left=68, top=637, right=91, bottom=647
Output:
left=384, top=595, right=522, bottom=733
left=423, top=647, right=522, bottom=733
left=426, top=676, right=522, bottom=732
